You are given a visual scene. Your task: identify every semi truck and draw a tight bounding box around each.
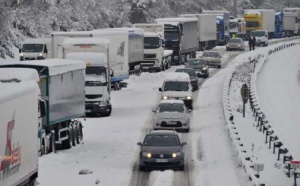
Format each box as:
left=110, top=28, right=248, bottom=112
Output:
left=0, top=59, right=86, bottom=154
left=155, top=17, right=198, bottom=65
left=19, top=38, right=51, bottom=61
left=180, top=14, right=217, bottom=50
left=0, top=69, right=40, bottom=186
left=273, top=12, right=297, bottom=38
left=202, top=10, right=230, bottom=45
left=133, top=23, right=172, bottom=72
left=243, top=9, right=275, bottom=38
left=229, top=17, right=246, bottom=37
left=62, top=38, right=113, bottom=116
left=283, top=8, right=300, bottom=35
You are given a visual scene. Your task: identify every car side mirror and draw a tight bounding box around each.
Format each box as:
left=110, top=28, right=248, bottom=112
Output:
left=137, top=142, right=143, bottom=146
left=152, top=109, right=156, bottom=113
left=19, top=48, right=21, bottom=53
left=181, top=142, right=187, bottom=146
left=159, top=87, right=162, bottom=92
left=44, top=47, right=48, bottom=53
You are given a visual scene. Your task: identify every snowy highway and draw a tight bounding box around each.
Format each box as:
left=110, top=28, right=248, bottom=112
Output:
left=36, top=39, right=300, bottom=186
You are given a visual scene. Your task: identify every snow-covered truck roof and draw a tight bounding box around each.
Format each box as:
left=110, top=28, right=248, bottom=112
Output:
left=164, top=72, right=190, bottom=82
left=62, top=38, right=110, bottom=49
left=0, top=59, right=86, bottom=76
left=93, top=27, right=144, bottom=37
left=23, top=38, right=51, bottom=44
left=0, top=68, right=39, bottom=82
left=155, top=17, right=198, bottom=23
left=51, top=31, right=93, bottom=37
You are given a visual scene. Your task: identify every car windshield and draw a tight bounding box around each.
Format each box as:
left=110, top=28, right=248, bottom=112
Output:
left=228, top=39, right=242, bottom=43
left=163, top=81, right=189, bottom=91
left=22, top=44, right=43, bottom=52
left=175, top=69, right=197, bottom=77
left=250, top=31, right=265, bottom=37
left=217, top=23, right=224, bottom=31
left=187, top=59, right=206, bottom=67
left=144, top=37, right=160, bottom=49
left=144, top=135, right=180, bottom=146
left=202, top=52, right=219, bottom=58
left=86, top=67, right=107, bottom=76
left=158, top=103, right=184, bottom=113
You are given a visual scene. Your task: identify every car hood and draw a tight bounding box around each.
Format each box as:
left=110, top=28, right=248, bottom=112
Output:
left=155, top=112, right=187, bottom=119
left=162, top=91, right=192, bottom=98
left=142, top=146, right=181, bottom=154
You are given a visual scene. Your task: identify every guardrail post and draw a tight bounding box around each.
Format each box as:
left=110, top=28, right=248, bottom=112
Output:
left=278, top=148, right=288, bottom=161
left=265, top=130, right=273, bottom=143
left=269, top=135, right=278, bottom=149
left=273, top=141, right=283, bottom=154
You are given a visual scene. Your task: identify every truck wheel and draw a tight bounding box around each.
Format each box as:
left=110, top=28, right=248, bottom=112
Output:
left=114, top=82, right=120, bottom=91
left=28, top=177, right=37, bottom=186
left=73, top=124, right=78, bottom=146
left=103, top=105, right=112, bottom=117
left=62, top=126, right=74, bottom=149
left=75, top=121, right=81, bottom=144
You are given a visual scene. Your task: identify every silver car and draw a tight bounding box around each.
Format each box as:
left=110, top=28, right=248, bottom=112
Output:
left=226, top=38, right=245, bottom=51
left=153, top=100, right=190, bottom=132
left=201, top=51, right=222, bottom=68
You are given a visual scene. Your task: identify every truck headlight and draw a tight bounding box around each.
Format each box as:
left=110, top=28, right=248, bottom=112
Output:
left=38, top=52, right=43, bottom=56
left=143, top=152, right=152, bottom=158
left=186, top=96, right=192, bottom=100
left=20, top=53, right=24, bottom=56
left=163, top=96, right=169, bottom=100
left=172, top=152, right=181, bottom=158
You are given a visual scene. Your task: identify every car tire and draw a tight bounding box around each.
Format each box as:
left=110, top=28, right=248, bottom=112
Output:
left=218, top=65, right=221, bottom=69
left=139, top=165, right=146, bottom=171
left=185, top=128, right=190, bottom=133
left=179, top=165, right=184, bottom=171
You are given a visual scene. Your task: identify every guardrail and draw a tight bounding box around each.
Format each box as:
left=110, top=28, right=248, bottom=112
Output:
left=223, top=40, right=299, bottom=186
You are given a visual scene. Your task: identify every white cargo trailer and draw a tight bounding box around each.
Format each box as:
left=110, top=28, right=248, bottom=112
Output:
left=155, top=17, right=198, bottom=65
left=180, top=14, right=217, bottom=50
left=0, top=74, right=39, bottom=186
left=283, top=7, right=300, bottom=35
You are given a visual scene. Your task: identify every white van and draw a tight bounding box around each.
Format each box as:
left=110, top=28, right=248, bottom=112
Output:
left=250, top=30, right=268, bottom=47
left=159, top=72, right=193, bottom=109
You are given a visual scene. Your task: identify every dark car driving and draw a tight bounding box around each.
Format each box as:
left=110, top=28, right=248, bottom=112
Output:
left=185, top=58, right=209, bottom=78
left=137, top=130, right=186, bottom=171
left=175, top=68, right=198, bottom=91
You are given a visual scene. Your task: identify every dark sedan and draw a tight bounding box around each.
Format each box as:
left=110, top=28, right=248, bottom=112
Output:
left=185, top=58, right=209, bottom=78
left=137, top=130, right=187, bottom=171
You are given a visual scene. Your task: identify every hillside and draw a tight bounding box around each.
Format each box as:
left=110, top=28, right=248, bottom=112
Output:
left=0, top=0, right=299, bottom=59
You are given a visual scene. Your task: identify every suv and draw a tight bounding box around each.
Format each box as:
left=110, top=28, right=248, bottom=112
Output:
left=159, top=72, right=193, bottom=109
left=137, top=130, right=187, bottom=171
left=153, top=100, right=190, bottom=132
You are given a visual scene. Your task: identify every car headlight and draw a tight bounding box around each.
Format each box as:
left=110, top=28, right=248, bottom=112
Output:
left=20, top=53, right=24, bottom=56
left=186, top=96, right=192, bottom=100
left=238, top=44, right=241, bottom=47
left=163, top=96, right=169, bottom=100
left=143, top=152, right=152, bottom=158
left=38, top=52, right=43, bottom=56
left=202, top=67, right=207, bottom=70
left=172, top=152, right=182, bottom=158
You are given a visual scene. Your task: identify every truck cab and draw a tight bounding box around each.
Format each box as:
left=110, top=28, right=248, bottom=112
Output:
left=19, top=38, right=51, bottom=61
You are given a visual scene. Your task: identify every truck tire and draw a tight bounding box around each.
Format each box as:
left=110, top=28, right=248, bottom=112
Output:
left=75, top=121, right=81, bottom=144
left=28, top=177, right=36, bottom=186
left=103, top=105, right=112, bottom=117
left=78, top=122, right=83, bottom=141
left=62, top=125, right=74, bottom=149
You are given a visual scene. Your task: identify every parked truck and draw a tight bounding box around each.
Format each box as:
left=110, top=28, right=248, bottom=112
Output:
left=229, top=17, right=246, bottom=37
left=273, top=12, right=297, bottom=38
left=0, top=70, right=40, bottom=186
left=155, top=17, right=198, bottom=65
left=19, top=38, right=51, bottom=61
left=202, top=10, right=230, bottom=45
left=62, top=38, right=112, bottom=116
left=133, top=23, right=172, bottom=72
left=283, top=8, right=300, bottom=36
left=243, top=9, right=275, bottom=38
left=0, top=59, right=86, bottom=154
left=180, top=14, right=217, bottom=50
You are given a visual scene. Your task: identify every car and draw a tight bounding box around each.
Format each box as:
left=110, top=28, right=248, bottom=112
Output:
left=250, top=30, right=268, bottom=47
left=226, top=37, right=245, bottom=51
left=185, top=58, right=209, bottom=78
left=175, top=68, right=198, bottom=91
left=159, top=72, right=193, bottom=109
left=153, top=100, right=190, bottom=132
left=200, top=51, right=222, bottom=68
left=137, top=130, right=187, bottom=171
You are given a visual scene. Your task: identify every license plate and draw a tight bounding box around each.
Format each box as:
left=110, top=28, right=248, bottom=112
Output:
left=168, top=121, right=177, bottom=125
left=143, top=66, right=149, bottom=69
left=156, top=159, right=168, bottom=163
left=86, top=110, right=92, bottom=113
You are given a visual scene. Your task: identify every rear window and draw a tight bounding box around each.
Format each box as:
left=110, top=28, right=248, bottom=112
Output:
left=228, top=39, right=242, bottom=43
left=187, top=59, right=206, bottom=66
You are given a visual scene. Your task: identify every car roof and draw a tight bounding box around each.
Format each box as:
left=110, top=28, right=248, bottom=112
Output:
left=164, top=72, right=190, bottom=82
left=159, top=99, right=185, bottom=104
left=148, top=130, right=178, bottom=135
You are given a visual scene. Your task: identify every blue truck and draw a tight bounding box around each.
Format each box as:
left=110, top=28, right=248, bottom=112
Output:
left=203, top=10, right=230, bottom=45
left=273, top=12, right=297, bottom=38
left=0, top=59, right=86, bottom=155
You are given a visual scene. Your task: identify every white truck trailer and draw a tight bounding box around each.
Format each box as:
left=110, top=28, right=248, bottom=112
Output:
left=155, top=17, right=198, bottom=65
left=180, top=14, right=217, bottom=50
left=283, top=8, right=300, bottom=35
left=0, top=72, right=40, bottom=186
left=0, top=59, right=86, bottom=153
left=133, top=23, right=172, bottom=72
left=19, top=38, right=51, bottom=61
left=62, top=38, right=113, bottom=116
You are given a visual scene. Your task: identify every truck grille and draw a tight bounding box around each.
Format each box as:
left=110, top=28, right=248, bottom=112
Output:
left=141, top=61, right=155, bottom=66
